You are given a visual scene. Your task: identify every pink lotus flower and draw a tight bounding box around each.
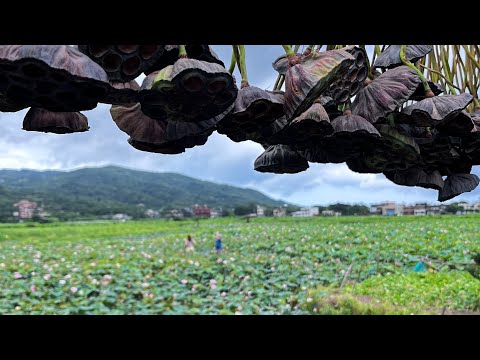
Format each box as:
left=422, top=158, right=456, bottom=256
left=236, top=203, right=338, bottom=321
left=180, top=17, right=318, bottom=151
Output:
left=181, top=279, right=188, bottom=284
left=103, top=275, right=112, bottom=280
left=210, top=279, right=217, bottom=284
left=194, top=261, right=200, bottom=267
left=59, top=279, right=66, bottom=285
left=220, top=292, right=227, bottom=297
left=43, top=274, right=51, bottom=280
left=101, top=280, right=109, bottom=286
left=70, top=287, right=78, bottom=293
left=306, top=297, right=313, bottom=303
left=0, top=263, right=5, bottom=268
left=30, top=285, right=37, bottom=292
left=210, top=284, right=217, bottom=290
left=14, top=272, right=22, bottom=279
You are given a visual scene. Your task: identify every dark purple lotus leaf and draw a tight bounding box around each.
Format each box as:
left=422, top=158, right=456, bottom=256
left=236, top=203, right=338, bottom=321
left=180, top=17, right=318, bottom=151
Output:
left=409, top=81, right=443, bottom=101
left=0, top=45, right=109, bottom=112
left=77, top=45, right=165, bottom=82
left=272, top=52, right=304, bottom=75
left=127, top=138, right=186, bottom=155
left=284, top=49, right=355, bottom=120
left=435, top=110, right=474, bottom=136
left=144, top=45, right=225, bottom=75
left=23, top=108, right=89, bottom=134
left=102, top=80, right=140, bottom=105
left=373, top=45, right=433, bottom=69
left=346, top=155, right=384, bottom=174
left=216, top=86, right=284, bottom=137
left=376, top=124, right=420, bottom=157
left=351, top=66, right=421, bottom=124
left=254, top=144, right=309, bottom=174
left=139, top=58, right=237, bottom=123
left=438, top=174, right=480, bottom=202
left=110, top=103, right=167, bottom=144
left=400, top=93, right=474, bottom=127
left=384, top=167, right=444, bottom=190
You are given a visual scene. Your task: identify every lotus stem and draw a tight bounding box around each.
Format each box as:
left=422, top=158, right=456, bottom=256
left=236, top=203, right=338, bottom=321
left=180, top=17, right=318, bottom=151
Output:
left=462, top=45, right=480, bottom=71
left=418, top=64, right=461, bottom=91
left=282, top=45, right=300, bottom=66
left=282, top=45, right=294, bottom=56
left=228, top=49, right=236, bottom=74
left=238, top=45, right=249, bottom=88
left=178, top=45, right=187, bottom=58
left=400, top=45, right=433, bottom=97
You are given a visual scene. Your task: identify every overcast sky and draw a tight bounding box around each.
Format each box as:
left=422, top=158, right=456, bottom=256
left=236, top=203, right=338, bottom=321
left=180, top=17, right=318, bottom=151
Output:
left=0, top=45, right=479, bottom=207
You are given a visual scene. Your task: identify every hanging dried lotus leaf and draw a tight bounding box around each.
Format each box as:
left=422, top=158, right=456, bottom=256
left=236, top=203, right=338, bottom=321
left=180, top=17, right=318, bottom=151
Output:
left=127, top=138, right=186, bottom=154
left=23, top=107, right=89, bottom=134
left=438, top=174, right=480, bottom=202
left=346, top=155, right=384, bottom=174
left=351, top=66, right=421, bottom=124
left=254, top=145, right=309, bottom=174
left=400, top=93, right=474, bottom=127
left=284, top=49, right=355, bottom=120
left=102, top=80, right=140, bottom=105
left=435, top=110, right=474, bottom=136
left=0, top=91, right=25, bottom=112
left=373, top=45, right=433, bottom=69
left=384, top=167, right=444, bottom=190
left=0, top=45, right=109, bottom=112
left=77, top=45, right=165, bottom=82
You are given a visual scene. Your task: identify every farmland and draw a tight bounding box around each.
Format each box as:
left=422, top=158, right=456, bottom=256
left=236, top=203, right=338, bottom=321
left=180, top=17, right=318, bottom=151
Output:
left=0, top=215, right=479, bottom=314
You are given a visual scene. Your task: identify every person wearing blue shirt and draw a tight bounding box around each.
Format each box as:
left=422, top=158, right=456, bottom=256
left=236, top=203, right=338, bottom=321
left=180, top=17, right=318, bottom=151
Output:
left=215, top=232, right=223, bottom=253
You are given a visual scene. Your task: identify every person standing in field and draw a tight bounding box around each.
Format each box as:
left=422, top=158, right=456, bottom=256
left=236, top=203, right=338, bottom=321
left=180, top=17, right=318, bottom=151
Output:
left=215, top=232, right=223, bottom=253
left=185, top=235, right=195, bottom=252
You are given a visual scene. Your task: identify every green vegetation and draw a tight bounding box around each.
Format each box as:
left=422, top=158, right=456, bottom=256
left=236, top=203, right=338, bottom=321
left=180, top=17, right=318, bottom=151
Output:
left=0, top=166, right=287, bottom=221
left=0, top=215, right=478, bottom=314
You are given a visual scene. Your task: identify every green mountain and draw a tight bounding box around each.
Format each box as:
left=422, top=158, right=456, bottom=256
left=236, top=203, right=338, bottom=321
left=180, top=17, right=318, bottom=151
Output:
left=0, top=165, right=289, bottom=221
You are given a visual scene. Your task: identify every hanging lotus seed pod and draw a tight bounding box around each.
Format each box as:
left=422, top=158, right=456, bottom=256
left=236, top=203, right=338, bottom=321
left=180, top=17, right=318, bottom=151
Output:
left=373, top=45, right=433, bottom=69
left=216, top=86, right=284, bottom=140
left=254, top=144, right=309, bottom=174
left=0, top=45, right=109, bottom=112
left=265, top=102, right=333, bottom=147
left=284, top=48, right=355, bottom=120
left=77, top=45, right=165, bottom=82
left=399, top=93, right=474, bottom=127
left=138, top=58, right=237, bottom=123
left=144, top=45, right=225, bottom=75
left=438, top=173, right=480, bottom=202
left=302, top=112, right=381, bottom=163
left=102, top=80, right=140, bottom=105
left=23, top=108, right=89, bottom=134
left=351, top=66, right=421, bottom=123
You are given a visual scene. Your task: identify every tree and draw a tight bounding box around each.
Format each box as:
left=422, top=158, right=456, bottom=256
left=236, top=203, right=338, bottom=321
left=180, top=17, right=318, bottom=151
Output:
left=445, top=204, right=462, bottom=214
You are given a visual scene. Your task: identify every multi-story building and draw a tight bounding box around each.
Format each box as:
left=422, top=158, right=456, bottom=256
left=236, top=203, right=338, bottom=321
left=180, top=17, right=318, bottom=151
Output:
left=13, top=200, right=37, bottom=219
left=192, top=204, right=211, bottom=218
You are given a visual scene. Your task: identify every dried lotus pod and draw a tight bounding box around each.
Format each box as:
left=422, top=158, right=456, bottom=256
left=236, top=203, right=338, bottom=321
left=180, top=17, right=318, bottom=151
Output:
left=303, top=113, right=381, bottom=163
left=144, top=45, right=225, bottom=75
left=23, top=107, right=89, bottom=134
left=254, top=144, right=309, bottom=174
left=138, top=58, right=237, bottom=123
left=399, top=93, right=474, bottom=127
left=77, top=45, right=165, bottom=82
left=438, top=174, right=480, bottom=202
left=265, top=102, right=333, bottom=147
left=0, top=45, right=109, bottom=112
left=216, top=86, right=284, bottom=137
left=284, top=48, right=355, bottom=120
left=102, top=80, right=140, bottom=105
left=373, top=45, right=433, bottom=69
left=351, top=66, right=421, bottom=124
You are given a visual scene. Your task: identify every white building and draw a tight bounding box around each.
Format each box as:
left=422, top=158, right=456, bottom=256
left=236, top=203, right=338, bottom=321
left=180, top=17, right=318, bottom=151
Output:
left=256, top=205, right=265, bottom=217
left=291, top=207, right=319, bottom=217
left=273, top=207, right=287, bottom=217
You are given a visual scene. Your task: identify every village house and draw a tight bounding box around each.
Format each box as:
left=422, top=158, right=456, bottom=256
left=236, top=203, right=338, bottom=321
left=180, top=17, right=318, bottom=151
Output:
left=370, top=202, right=398, bottom=216
left=321, top=210, right=341, bottom=216
left=256, top=205, right=266, bottom=217
left=112, top=213, right=131, bottom=221
left=210, top=208, right=221, bottom=218
left=13, top=200, right=37, bottom=219
left=191, top=204, right=211, bottom=218
left=291, top=207, right=320, bottom=217
left=145, top=209, right=160, bottom=218
left=273, top=207, right=287, bottom=217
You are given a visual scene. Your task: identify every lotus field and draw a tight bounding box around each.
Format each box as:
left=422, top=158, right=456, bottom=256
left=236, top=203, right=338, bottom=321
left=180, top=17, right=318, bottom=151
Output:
left=0, top=216, right=479, bottom=314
